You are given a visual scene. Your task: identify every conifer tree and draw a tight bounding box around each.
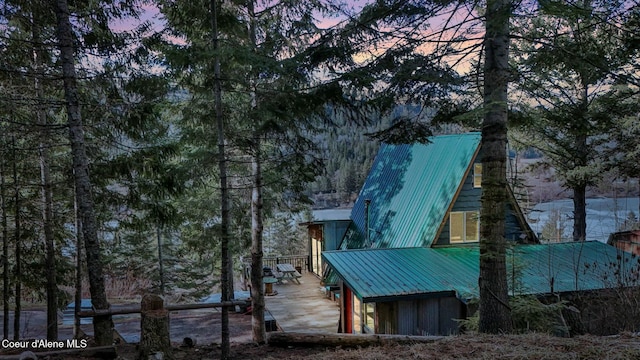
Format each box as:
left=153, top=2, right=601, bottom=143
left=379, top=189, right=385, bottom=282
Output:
left=1, top=2, right=75, bottom=339
left=512, top=0, right=637, bottom=241
left=474, top=0, right=513, bottom=334
left=157, top=0, right=355, bottom=348
left=53, top=0, right=113, bottom=344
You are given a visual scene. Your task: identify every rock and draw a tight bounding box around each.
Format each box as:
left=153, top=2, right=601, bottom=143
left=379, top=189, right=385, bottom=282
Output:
left=181, top=337, right=196, bottom=348
left=149, top=351, right=164, bottom=360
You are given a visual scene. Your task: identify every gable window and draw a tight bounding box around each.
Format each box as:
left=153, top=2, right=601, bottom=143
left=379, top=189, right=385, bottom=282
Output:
left=473, top=163, right=482, bottom=188
left=450, top=211, right=480, bottom=243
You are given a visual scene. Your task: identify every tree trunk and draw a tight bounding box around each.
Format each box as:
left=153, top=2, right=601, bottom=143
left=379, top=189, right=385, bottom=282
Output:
left=156, top=225, right=165, bottom=295
left=572, top=131, right=588, bottom=241
left=1, top=142, right=8, bottom=340
left=250, top=139, right=266, bottom=343
left=53, top=0, right=112, bottom=345
left=33, top=19, right=58, bottom=340
left=210, top=0, right=231, bottom=358
left=12, top=137, right=21, bottom=341
left=74, top=192, right=83, bottom=339
left=571, top=59, right=590, bottom=242
left=39, top=73, right=58, bottom=343
left=478, top=0, right=513, bottom=334
left=247, top=0, right=267, bottom=345
left=573, top=184, right=587, bottom=241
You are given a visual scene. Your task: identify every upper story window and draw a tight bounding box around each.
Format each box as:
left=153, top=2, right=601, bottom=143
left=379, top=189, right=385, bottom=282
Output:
left=450, top=211, right=480, bottom=243
left=473, top=163, right=482, bottom=188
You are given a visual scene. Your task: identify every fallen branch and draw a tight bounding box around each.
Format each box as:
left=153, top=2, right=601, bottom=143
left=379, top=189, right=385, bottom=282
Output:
left=267, top=331, right=444, bottom=348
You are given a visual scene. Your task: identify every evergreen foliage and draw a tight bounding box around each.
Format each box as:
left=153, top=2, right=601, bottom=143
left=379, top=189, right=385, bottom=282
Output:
left=511, top=0, right=639, bottom=241
left=0, top=0, right=638, bottom=345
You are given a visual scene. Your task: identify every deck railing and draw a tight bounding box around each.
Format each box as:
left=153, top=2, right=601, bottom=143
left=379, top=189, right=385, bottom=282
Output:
left=263, top=255, right=308, bottom=272
left=240, top=254, right=309, bottom=290
left=241, top=254, right=308, bottom=272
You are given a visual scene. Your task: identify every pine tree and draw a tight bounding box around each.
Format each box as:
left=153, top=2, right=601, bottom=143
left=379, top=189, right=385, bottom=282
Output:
left=512, top=0, right=637, bottom=241
left=52, top=0, right=114, bottom=343
left=1, top=2, right=76, bottom=339
left=157, top=0, right=357, bottom=347
left=477, top=0, right=513, bottom=334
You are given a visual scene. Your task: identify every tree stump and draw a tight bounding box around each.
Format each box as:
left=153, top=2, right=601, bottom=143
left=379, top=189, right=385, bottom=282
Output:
left=138, top=294, right=173, bottom=360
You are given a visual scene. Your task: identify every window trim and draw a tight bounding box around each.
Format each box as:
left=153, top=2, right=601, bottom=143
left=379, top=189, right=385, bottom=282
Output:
left=450, top=210, right=480, bottom=243
left=473, top=163, right=482, bottom=188
left=353, top=294, right=362, bottom=334
left=363, top=302, right=375, bottom=333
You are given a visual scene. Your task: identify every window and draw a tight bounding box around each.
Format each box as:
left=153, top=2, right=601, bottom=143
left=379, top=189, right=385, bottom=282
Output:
left=450, top=211, right=480, bottom=243
left=353, top=294, right=362, bottom=333
left=473, top=163, right=482, bottom=188
left=364, top=303, right=375, bottom=333
left=310, top=226, right=323, bottom=275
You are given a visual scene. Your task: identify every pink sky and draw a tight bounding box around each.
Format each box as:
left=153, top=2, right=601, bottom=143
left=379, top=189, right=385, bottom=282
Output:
left=109, top=3, right=162, bottom=33
left=109, top=1, right=369, bottom=33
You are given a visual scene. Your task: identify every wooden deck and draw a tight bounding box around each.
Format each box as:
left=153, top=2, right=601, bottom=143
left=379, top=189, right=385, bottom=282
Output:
left=265, top=271, right=340, bottom=333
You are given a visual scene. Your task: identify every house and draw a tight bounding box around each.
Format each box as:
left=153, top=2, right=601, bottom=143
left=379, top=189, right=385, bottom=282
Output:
left=608, top=229, right=640, bottom=256
left=299, top=208, right=351, bottom=276
left=339, top=132, right=535, bottom=250
left=322, top=132, right=638, bottom=335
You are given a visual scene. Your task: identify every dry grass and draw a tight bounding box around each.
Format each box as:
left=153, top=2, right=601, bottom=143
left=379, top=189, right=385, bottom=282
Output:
left=50, top=332, right=640, bottom=359
left=251, top=333, right=640, bottom=360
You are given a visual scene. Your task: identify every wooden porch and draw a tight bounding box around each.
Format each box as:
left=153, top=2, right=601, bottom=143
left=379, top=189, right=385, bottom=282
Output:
left=264, top=271, right=340, bottom=333
left=240, top=255, right=340, bottom=333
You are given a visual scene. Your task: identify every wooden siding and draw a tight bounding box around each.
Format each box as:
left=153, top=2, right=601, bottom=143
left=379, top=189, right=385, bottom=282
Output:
left=376, top=301, right=397, bottom=334
left=308, top=220, right=350, bottom=276
left=438, top=297, right=463, bottom=335
left=418, top=298, right=440, bottom=335
left=435, top=157, right=530, bottom=245
left=504, top=202, right=527, bottom=241
left=373, top=297, right=464, bottom=336
left=451, top=159, right=482, bottom=211
left=609, top=230, right=640, bottom=256
left=396, top=300, right=415, bottom=334
left=324, top=221, right=350, bottom=251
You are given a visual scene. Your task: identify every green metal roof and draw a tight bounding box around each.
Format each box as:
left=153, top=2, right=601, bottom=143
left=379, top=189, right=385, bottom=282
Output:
left=323, top=241, right=639, bottom=302
left=340, top=132, right=481, bottom=250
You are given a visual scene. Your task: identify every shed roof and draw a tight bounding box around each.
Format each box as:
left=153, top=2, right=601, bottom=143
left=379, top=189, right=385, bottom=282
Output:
left=323, top=241, right=637, bottom=302
left=300, top=208, right=352, bottom=225
left=340, top=132, right=481, bottom=250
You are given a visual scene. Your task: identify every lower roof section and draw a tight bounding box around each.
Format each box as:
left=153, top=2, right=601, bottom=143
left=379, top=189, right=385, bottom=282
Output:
left=323, top=241, right=638, bottom=303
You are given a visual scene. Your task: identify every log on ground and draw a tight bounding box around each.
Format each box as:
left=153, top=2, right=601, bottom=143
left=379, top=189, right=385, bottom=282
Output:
left=267, top=332, right=444, bottom=348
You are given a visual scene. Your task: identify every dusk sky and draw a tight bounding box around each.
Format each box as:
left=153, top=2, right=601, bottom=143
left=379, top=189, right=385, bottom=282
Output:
left=110, top=1, right=370, bottom=33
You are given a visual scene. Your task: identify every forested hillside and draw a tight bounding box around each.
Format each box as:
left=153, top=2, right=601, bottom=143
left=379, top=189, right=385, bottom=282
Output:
left=307, top=106, right=469, bottom=208
left=306, top=116, right=385, bottom=208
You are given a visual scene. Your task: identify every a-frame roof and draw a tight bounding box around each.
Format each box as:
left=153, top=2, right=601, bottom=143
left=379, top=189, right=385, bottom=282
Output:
left=340, top=132, right=481, bottom=249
